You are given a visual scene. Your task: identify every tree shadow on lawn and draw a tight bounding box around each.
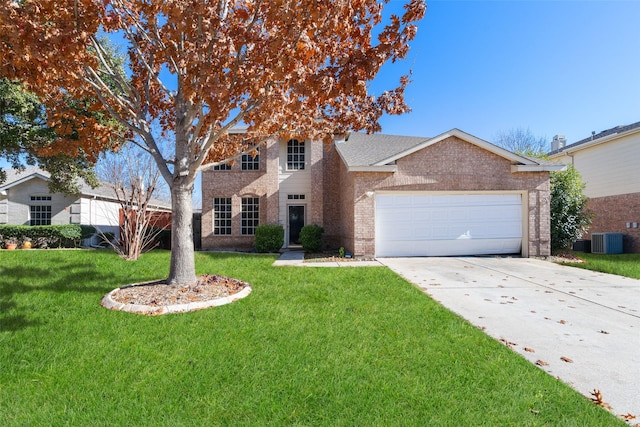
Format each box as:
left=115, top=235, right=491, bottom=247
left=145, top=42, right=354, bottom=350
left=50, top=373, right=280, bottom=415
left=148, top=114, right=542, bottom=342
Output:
left=0, top=262, right=116, bottom=333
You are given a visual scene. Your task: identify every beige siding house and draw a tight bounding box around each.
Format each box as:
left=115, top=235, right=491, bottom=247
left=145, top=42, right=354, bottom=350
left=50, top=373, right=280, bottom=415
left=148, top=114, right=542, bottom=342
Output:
left=0, top=167, right=170, bottom=245
left=201, top=128, right=562, bottom=257
left=548, top=121, right=640, bottom=252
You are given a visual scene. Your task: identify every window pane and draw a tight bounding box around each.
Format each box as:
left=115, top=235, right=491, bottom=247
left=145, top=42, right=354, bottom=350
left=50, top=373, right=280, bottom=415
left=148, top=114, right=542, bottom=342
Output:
left=286, top=139, right=305, bottom=170
left=241, top=197, right=259, bottom=235
left=30, top=205, right=51, bottom=226
left=213, top=198, right=232, bottom=235
left=241, top=147, right=260, bottom=171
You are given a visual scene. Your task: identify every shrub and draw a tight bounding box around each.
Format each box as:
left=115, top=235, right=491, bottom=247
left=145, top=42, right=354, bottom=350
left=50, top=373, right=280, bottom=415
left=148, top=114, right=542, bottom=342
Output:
left=300, top=224, right=324, bottom=252
left=550, top=165, right=592, bottom=253
left=80, top=225, right=97, bottom=240
left=254, top=224, right=284, bottom=253
left=0, top=224, right=89, bottom=248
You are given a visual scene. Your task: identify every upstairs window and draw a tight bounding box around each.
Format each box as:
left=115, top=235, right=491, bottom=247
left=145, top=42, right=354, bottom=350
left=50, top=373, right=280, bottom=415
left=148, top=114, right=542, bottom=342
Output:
left=212, top=163, right=231, bottom=171
left=213, top=198, right=232, bottom=235
left=286, top=139, right=305, bottom=170
left=241, top=147, right=260, bottom=171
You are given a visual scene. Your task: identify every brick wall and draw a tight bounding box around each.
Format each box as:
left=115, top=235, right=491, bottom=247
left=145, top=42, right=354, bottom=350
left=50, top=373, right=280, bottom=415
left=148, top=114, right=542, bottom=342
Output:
left=585, top=192, right=640, bottom=252
left=309, top=140, right=325, bottom=226
left=322, top=146, right=343, bottom=249
left=201, top=139, right=280, bottom=250
left=337, top=136, right=551, bottom=257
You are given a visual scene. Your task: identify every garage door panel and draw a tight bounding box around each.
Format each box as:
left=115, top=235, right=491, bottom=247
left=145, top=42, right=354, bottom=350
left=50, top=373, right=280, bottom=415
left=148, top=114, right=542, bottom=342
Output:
left=375, top=193, right=523, bottom=257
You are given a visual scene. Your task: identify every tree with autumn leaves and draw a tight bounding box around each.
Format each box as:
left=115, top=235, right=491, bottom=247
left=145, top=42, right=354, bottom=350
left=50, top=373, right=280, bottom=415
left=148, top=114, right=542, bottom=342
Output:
left=0, top=0, right=426, bottom=285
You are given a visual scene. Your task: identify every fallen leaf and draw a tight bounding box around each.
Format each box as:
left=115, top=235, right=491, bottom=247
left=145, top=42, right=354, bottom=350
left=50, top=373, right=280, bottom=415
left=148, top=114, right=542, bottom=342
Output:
left=558, top=319, right=567, bottom=324
left=536, top=360, right=549, bottom=366
left=499, top=338, right=517, bottom=348
left=621, top=413, right=636, bottom=421
left=560, top=356, right=573, bottom=363
left=524, top=347, right=535, bottom=353
left=598, top=330, right=610, bottom=334
left=529, top=409, right=540, bottom=415
left=590, top=389, right=612, bottom=410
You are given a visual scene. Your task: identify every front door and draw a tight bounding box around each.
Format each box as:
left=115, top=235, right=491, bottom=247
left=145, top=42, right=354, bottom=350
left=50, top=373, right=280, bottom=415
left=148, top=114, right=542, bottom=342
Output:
left=288, top=205, right=305, bottom=246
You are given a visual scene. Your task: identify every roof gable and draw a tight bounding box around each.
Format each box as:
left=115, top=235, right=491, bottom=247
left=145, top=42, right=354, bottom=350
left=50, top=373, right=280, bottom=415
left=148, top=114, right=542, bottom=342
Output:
left=0, top=166, right=171, bottom=210
left=0, top=168, right=50, bottom=190
left=335, top=129, right=563, bottom=172
left=374, top=129, right=538, bottom=166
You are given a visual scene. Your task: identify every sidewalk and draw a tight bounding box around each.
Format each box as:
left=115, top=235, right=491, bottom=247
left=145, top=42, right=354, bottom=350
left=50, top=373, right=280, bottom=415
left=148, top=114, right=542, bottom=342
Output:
left=273, top=250, right=383, bottom=267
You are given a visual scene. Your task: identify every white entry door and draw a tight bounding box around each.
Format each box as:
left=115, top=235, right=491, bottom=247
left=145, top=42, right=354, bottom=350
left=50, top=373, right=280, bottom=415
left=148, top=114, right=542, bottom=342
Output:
left=375, top=193, right=523, bottom=257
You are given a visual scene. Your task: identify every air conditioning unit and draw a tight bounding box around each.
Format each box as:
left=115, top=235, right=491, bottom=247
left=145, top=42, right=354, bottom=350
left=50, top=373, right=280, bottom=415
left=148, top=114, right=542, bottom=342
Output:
left=591, top=233, right=623, bottom=254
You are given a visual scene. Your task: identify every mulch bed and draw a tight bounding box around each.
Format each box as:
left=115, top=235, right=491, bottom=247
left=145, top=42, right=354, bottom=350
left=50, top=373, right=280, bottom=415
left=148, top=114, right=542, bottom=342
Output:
left=304, top=251, right=376, bottom=262
left=111, top=274, right=248, bottom=307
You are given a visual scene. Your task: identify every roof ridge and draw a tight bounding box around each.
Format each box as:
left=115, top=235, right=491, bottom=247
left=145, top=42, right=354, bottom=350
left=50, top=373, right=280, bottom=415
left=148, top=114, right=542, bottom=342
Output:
left=552, top=120, right=640, bottom=154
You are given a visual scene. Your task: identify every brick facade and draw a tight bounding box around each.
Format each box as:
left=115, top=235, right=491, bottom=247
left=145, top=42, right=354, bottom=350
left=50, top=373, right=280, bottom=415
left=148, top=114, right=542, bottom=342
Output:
left=203, top=134, right=552, bottom=257
left=201, top=139, right=280, bottom=250
left=585, top=193, right=640, bottom=253
left=325, top=136, right=551, bottom=257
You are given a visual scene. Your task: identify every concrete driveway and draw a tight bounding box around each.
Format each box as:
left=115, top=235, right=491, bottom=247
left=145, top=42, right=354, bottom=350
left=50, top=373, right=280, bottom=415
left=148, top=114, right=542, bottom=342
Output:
left=379, top=256, right=640, bottom=417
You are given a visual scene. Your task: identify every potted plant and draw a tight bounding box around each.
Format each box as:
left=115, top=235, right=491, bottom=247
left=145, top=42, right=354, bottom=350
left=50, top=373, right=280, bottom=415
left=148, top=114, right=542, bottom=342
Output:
left=22, top=237, right=33, bottom=249
left=4, top=238, right=19, bottom=250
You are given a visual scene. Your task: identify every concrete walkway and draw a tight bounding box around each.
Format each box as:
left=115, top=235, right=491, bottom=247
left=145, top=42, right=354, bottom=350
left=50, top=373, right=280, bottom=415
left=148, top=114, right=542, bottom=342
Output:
left=273, top=251, right=383, bottom=267
left=379, top=256, right=640, bottom=417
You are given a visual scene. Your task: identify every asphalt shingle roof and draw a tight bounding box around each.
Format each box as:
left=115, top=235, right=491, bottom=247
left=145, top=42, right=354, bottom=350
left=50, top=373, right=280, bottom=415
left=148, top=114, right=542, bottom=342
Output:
left=548, top=120, right=640, bottom=155
left=1, top=166, right=171, bottom=209
left=335, top=132, right=430, bottom=167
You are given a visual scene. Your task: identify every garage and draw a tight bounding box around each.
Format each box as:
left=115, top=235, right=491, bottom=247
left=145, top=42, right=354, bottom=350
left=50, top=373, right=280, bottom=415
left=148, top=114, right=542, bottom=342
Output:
left=375, top=193, right=523, bottom=257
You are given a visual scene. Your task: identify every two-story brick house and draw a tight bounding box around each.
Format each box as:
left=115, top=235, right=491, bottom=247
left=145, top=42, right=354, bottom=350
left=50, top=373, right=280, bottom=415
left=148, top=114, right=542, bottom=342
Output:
left=201, top=128, right=563, bottom=257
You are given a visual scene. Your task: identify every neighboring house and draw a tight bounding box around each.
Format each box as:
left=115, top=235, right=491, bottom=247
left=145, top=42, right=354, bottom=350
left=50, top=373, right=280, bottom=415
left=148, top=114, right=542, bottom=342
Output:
left=0, top=166, right=171, bottom=245
left=201, top=128, right=562, bottom=257
left=548, top=121, right=640, bottom=252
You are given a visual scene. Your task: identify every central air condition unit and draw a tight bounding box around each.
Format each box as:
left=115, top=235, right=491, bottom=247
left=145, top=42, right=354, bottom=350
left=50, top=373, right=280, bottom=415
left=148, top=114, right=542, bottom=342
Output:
left=591, top=233, right=623, bottom=254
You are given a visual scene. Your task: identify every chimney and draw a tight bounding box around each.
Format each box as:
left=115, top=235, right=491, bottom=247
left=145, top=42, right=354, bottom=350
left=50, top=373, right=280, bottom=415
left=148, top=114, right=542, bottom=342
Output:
left=551, top=134, right=566, bottom=152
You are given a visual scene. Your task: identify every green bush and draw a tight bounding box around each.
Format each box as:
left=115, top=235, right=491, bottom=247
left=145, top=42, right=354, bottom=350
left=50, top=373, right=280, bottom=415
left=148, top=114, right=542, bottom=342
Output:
left=254, top=224, right=284, bottom=253
left=300, top=224, right=324, bottom=252
left=80, top=225, right=97, bottom=240
left=550, top=165, right=592, bottom=253
left=0, top=224, right=90, bottom=248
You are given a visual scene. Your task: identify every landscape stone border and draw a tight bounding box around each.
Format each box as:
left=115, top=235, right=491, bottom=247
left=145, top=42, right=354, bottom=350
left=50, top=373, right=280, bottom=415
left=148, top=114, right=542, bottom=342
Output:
left=101, top=283, right=252, bottom=316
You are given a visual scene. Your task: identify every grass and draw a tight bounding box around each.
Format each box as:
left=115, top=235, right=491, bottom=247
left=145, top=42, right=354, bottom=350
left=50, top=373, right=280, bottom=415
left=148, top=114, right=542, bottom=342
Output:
left=566, top=251, right=640, bottom=279
left=0, top=250, right=623, bottom=426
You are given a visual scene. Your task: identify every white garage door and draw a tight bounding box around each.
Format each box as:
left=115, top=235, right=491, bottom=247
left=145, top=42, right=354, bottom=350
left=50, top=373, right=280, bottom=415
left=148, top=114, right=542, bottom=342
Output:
left=375, top=193, right=522, bottom=257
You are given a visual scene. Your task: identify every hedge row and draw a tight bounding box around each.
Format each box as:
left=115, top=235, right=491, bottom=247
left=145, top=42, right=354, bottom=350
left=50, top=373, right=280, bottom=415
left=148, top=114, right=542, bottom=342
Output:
left=0, top=224, right=96, bottom=249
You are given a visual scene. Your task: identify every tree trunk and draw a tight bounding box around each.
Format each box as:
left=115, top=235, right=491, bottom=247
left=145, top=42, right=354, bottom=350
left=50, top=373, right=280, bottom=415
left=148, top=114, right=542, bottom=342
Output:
left=167, top=180, right=196, bottom=285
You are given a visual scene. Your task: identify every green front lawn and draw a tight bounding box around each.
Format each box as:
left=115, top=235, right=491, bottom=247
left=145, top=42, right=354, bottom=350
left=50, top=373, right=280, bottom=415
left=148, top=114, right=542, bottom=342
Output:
left=567, top=251, right=640, bottom=279
left=0, top=250, right=622, bottom=426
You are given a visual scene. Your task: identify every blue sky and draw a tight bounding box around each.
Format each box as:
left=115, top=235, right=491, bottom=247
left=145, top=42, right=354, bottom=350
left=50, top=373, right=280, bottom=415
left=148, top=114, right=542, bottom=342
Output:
left=373, top=0, right=640, bottom=146
left=4, top=1, right=638, bottom=205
